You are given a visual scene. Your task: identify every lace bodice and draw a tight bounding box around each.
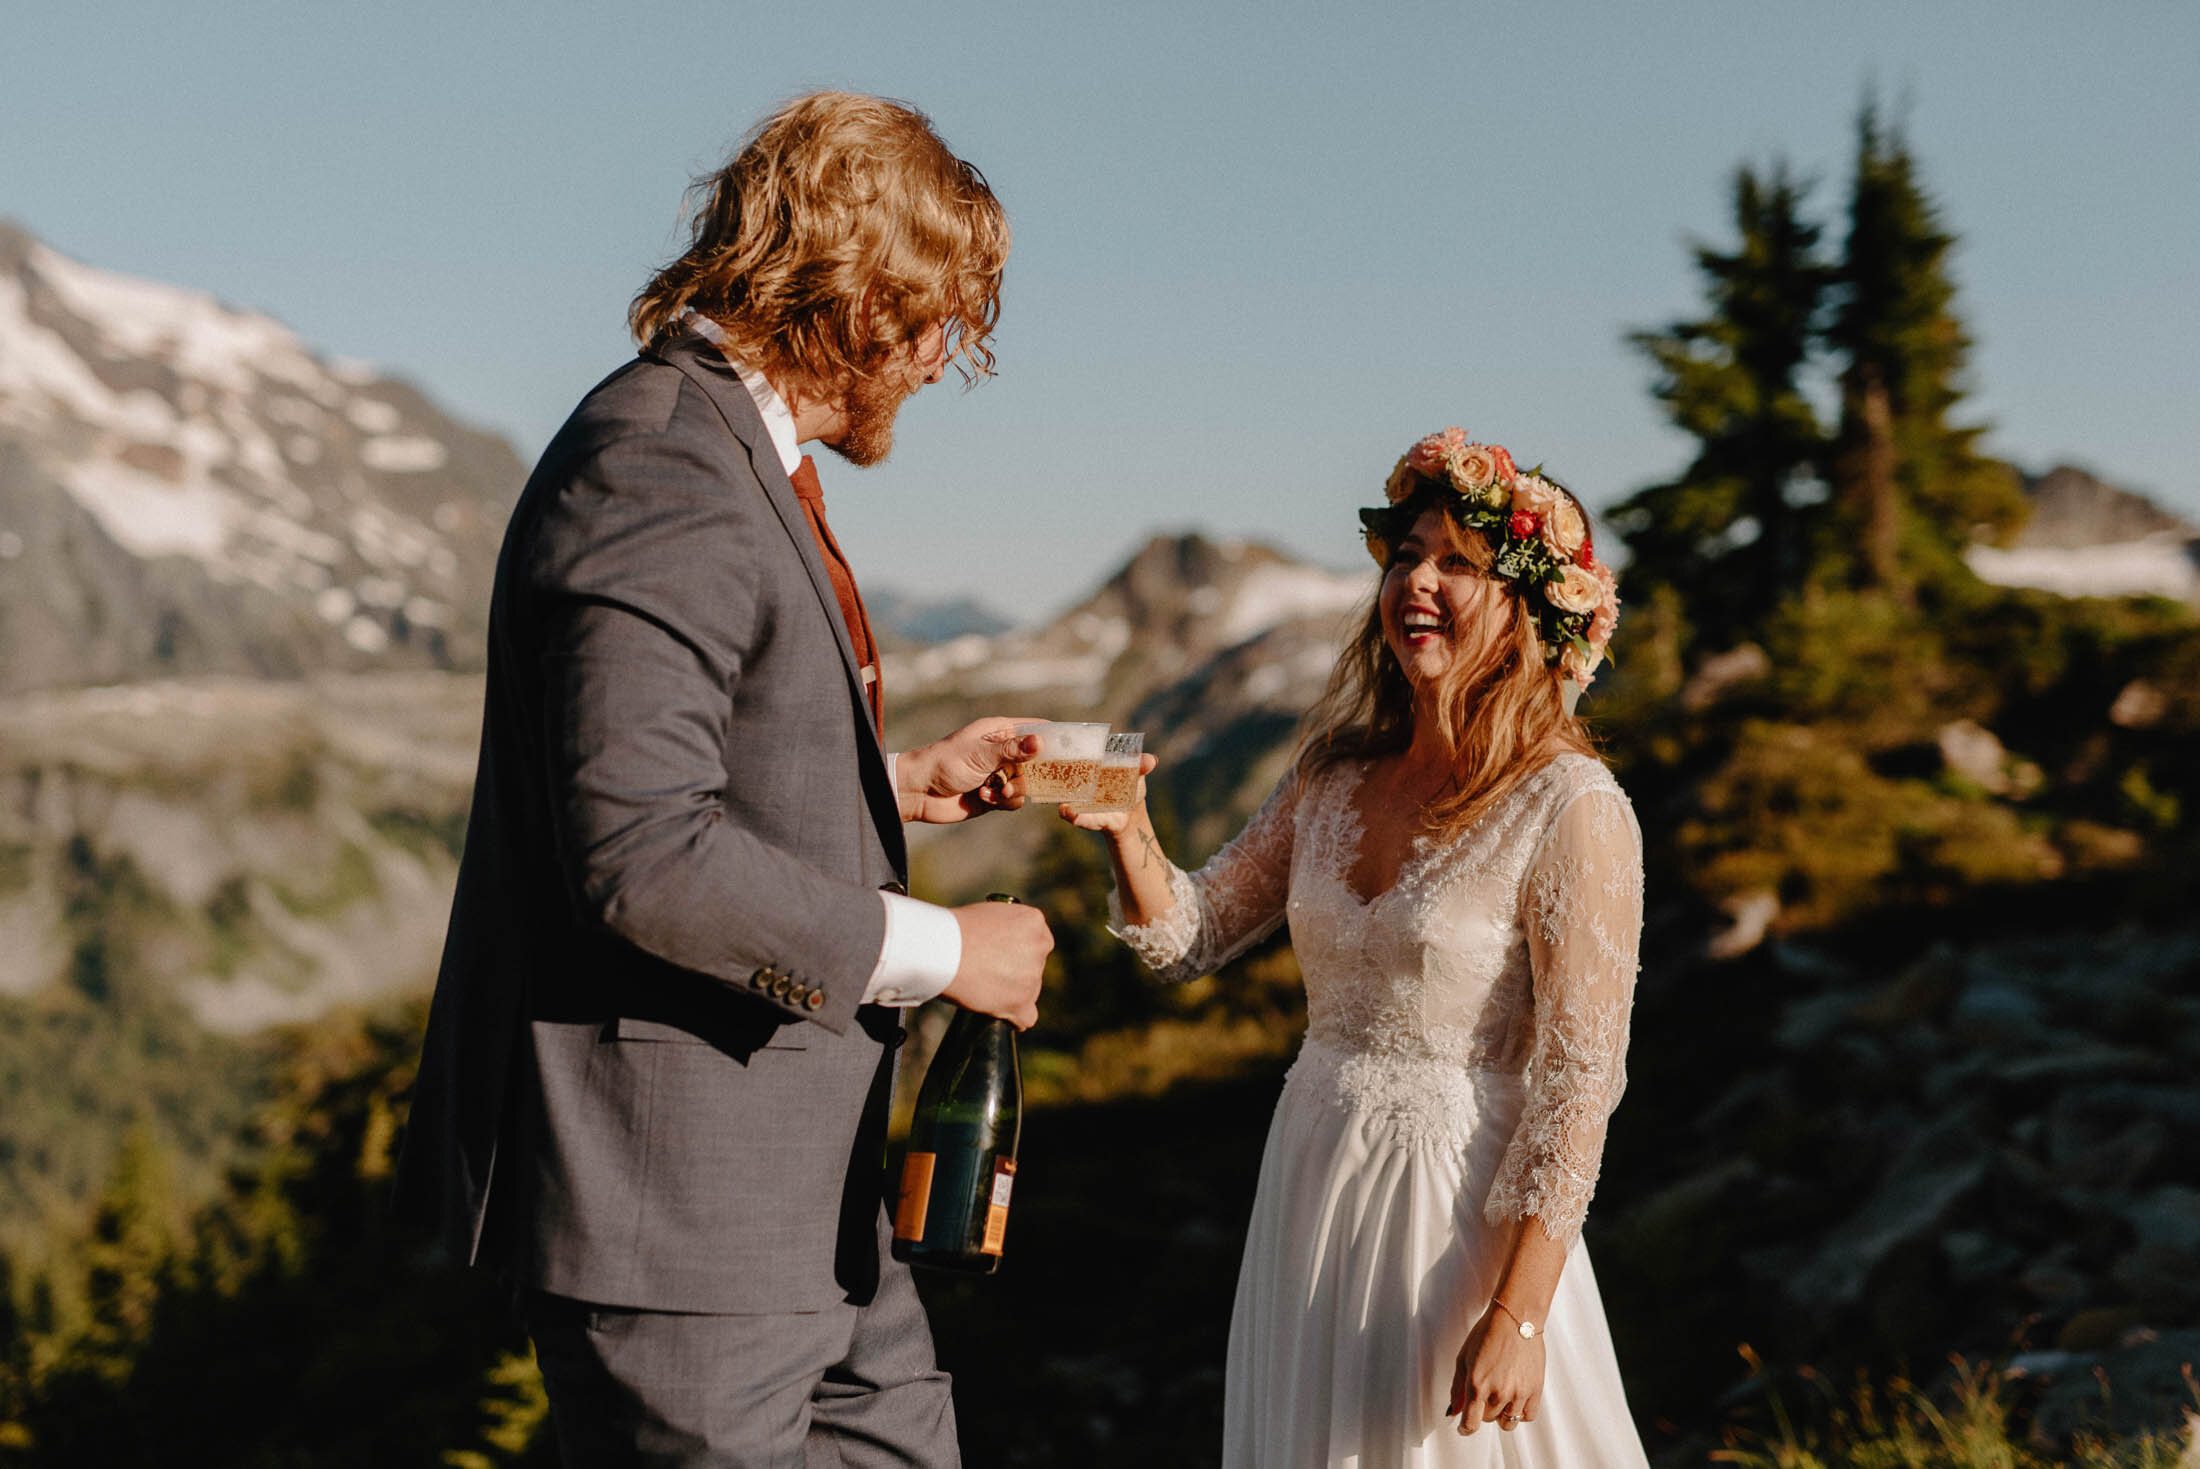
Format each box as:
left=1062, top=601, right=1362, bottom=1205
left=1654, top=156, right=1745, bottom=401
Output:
left=1111, top=753, right=1643, bottom=1245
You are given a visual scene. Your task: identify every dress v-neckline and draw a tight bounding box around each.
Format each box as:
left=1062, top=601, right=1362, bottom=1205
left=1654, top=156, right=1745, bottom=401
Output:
left=1332, top=762, right=1439, bottom=910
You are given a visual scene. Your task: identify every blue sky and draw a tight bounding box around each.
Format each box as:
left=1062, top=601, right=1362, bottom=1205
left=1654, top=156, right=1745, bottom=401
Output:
left=5, top=2, right=2195, bottom=616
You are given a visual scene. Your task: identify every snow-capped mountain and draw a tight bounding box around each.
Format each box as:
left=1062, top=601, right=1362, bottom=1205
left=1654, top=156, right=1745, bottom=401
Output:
left=889, top=533, right=1366, bottom=715
left=1966, top=465, right=2199, bottom=605
left=0, top=222, right=522, bottom=693
left=890, top=533, right=1372, bottom=886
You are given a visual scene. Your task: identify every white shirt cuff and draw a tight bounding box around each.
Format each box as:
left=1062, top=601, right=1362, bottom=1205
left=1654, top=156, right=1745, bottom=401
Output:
left=863, top=892, right=961, bottom=1006
left=887, top=751, right=899, bottom=795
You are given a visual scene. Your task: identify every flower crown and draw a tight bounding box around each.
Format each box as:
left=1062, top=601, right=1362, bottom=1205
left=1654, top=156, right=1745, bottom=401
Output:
left=1358, top=426, right=1621, bottom=688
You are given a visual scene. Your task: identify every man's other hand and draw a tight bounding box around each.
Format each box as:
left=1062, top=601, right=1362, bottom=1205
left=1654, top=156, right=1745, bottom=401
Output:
left=897, top=717, right=1038, bottom=824
left=941, top=900, right=1052, bottom=1029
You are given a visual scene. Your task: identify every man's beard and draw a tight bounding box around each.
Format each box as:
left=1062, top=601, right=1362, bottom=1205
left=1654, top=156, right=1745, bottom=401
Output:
left=822, top=370, right=913, bottom=468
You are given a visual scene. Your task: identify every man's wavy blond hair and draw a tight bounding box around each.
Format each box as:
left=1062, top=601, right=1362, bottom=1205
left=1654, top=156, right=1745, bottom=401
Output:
left=1298, top=505, right=1598, bottom=843
left=629, top=92, right=1008, bottom=401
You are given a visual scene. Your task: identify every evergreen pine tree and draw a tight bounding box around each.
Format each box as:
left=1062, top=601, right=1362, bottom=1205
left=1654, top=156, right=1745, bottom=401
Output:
left=1825, top=98, right=2026, bottom=598
left=1609, top=160, right=1835, bottom=646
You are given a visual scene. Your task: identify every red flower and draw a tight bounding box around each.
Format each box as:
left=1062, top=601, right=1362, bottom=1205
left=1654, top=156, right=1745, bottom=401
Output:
left=1509, top=509, right=1541, bottom=539
left=1577, top=535, right=1596, bottom=569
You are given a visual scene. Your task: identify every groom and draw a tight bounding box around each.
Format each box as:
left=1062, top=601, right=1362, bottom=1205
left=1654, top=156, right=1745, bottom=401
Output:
left=396, top=92, right=1049, bottom=1465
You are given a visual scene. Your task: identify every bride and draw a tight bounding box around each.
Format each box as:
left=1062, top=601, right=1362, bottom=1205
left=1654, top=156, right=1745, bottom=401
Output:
left=1063, top=428, right=1649, bottom=1465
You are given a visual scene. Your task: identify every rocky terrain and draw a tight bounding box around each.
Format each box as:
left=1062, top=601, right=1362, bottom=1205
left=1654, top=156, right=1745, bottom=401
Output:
left=0, top=221, right=522, bottom=693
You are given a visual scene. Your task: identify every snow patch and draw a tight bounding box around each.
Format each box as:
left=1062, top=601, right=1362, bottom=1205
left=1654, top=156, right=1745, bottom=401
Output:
left=361, top=434, right=448, bottom=472
left=61, top=459, right=237, bottom=559
left=1966, top=538, right=2198, bottom=603
left=346, top=398, right=402, bottom=433
left=403, top=596, right=451, bottom=628
left=0, top=273, right=127, bottom=426
left=344, top=615, right=390, bottom=653
left=1217, top=562, right=1366, bottom=645
left=356, top=576, right=407, bottom=609
left=970, top=654, right=1111, bottom=697
left=28, top=243, right=326, bottom=395
left=1068, top=613, right=1131, bottom=658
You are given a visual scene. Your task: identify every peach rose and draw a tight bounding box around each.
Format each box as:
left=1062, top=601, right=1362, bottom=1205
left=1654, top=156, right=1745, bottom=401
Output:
left=1489, top=444, right=1517, bottom=484
left=1559, top=639, right=1605, bottom=688
left=1446, top=443, right=1503, bottom=493
left=1543, top=495, right=1588, bottom=555
left=1546, top=564, right=1604, bottom=614
left=1383, top=457, right=1419, bottom=505
left=1511, top=475, right=1561, bottom=521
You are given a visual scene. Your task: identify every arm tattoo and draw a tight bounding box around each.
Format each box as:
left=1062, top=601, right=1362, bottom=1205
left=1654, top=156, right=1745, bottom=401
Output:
left=1136, top=827, right=1165, bottom=871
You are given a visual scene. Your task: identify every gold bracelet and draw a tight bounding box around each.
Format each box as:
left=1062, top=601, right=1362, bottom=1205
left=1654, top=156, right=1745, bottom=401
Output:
left=1491, top=1296, right=1541, bottom=1340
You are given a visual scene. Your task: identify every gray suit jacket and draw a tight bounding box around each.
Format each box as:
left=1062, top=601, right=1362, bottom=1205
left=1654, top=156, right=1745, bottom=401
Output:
left=396, top=330, right=913, bottom=1313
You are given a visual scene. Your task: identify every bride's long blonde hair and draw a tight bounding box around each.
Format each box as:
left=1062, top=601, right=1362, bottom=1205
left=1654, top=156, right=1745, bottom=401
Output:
left=1297, top=506, right=1597, bottom=841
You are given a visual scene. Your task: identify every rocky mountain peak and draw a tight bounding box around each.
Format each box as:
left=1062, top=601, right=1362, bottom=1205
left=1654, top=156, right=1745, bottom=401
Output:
left=0, top=225, right=522, bottom=694
left=1966, top=465, right=2197, bottom=606
left=886, top=532, right=1366, bottom=714
left=2016, top=464, right=2194, bottom=549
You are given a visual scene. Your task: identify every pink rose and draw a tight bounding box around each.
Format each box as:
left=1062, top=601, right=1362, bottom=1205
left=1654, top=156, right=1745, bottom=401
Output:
left=1589, top=599, right=1619, bottom=646
left=1546, top=564, right=1604, bottom=614
left=1406, top=427, right=1466, bottom=477
left=1489, top=444, right=1517, bottom=484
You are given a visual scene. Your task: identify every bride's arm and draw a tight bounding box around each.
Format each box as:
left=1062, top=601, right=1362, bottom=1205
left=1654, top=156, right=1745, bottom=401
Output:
left=1486, top=783, right=1644, bottom=1243
left=1063, top=764, right=1301, bottom=984
left=1451, top=782, right=1645, bottom=1433
left=1447, top=1221, right=1567, bottom=1434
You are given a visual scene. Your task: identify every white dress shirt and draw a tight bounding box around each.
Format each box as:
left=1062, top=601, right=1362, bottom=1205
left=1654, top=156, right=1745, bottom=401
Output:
left=687, top=315, right=961, bottom=1007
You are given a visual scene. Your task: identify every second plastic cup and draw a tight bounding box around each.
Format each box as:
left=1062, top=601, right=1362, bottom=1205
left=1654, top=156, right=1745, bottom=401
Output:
left=1068, top=732, right=1143, bottom=814
left=1012, top=721, right=1110, bottom=803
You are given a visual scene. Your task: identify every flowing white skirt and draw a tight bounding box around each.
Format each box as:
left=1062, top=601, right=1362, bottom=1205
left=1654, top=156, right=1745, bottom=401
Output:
left=1221, top=1040, right=1650, bottom=1468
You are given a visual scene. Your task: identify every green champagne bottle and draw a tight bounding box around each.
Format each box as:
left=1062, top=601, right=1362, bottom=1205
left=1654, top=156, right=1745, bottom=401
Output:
left=891, top=895, right=1024, bottom=1274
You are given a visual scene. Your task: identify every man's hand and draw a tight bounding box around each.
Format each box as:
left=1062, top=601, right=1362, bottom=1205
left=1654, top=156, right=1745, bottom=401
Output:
left=940, top=900, right=1052, bottom=1029
left=897, top=717, right=1038, bottom=824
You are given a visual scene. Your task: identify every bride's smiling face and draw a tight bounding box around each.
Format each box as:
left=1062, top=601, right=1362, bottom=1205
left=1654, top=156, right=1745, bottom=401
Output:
left=1378, top=508, right=1507, bottom=687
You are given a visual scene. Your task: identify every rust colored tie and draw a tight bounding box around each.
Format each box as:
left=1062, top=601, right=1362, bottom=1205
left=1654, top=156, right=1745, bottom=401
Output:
left=787, top=454, right=884, bottom=737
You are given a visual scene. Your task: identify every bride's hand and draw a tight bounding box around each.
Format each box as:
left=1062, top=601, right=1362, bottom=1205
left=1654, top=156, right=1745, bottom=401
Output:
left=1057, top=755, right=1159, bottom=834
left=1446, top=1305, right=1543, bottom=1435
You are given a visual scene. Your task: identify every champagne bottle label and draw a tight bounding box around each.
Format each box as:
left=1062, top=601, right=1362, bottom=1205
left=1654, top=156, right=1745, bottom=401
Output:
left=894, top=1152, right=935, bottom=1242
left=980, top=1158, right=1016, bottom=1256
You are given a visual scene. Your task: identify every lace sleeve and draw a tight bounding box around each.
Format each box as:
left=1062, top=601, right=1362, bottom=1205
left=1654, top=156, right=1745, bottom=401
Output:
left=1485, top=782, right=1643, bottom=1246
left=1107, top=774, right=1298, bottom=985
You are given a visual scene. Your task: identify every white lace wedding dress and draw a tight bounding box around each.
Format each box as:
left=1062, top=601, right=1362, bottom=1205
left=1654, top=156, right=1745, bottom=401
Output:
left=1114, top=752, right=1650, bottom=1467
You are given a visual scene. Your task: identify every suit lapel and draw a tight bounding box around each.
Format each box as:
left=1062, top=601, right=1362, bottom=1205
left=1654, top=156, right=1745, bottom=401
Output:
left=652, top=332, right=908, bottom=876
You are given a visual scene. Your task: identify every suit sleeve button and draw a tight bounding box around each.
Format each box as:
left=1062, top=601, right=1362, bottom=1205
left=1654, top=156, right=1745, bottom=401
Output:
left=751, top=966, right=776, bottom=989
left=804, top=990, right=825, bottom=1011
left=771, top=975, right=792, bottom=999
